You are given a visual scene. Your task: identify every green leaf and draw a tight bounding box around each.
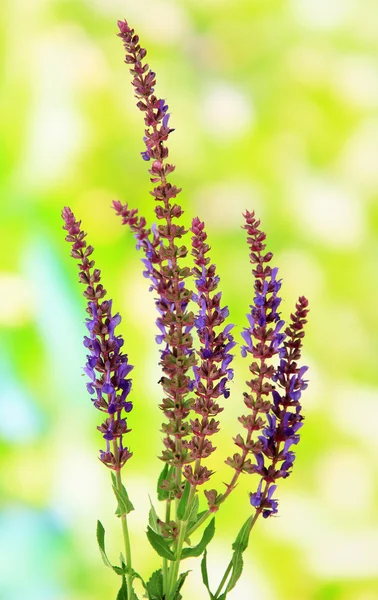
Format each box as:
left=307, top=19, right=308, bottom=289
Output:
left=95, top=521, right=126, bottom=575
left=111, top=473, right=134, bottom=517
left=181, top=517, right=215, bottom=559
left=157, top=464, right=169, bottom=501
left=96, top=520, right=113, bottom=569
left=187, top=509, right=207, bottom=535
left=131, top=569, right=147, bottom=593
left=196, top=510, right=208, bottom=521
left=201, top=549, right=214, bottom=598
left=225, top=551, right=244, bottom=594
left=232, top=515, right=253, bottom=553
left=215, top=516, right=252, bottom=596
left=187, top=495, right=199, bottom=530
left=171, top=570, right=190, bottom=599
left=116, top=576, right=128, bottom=600
left=146, top=527, right=175, bottom=560
left=177, top=480, right=191, bottom=521
left=148, top=496, right=160, bottom=534
left=116, top=574, right=140, bottom=600
left=146, top=569, right=164, bottom=600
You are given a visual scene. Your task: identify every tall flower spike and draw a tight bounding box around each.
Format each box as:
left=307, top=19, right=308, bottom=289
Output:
left=182, top=217, right=236, bottom=488
left=62, top=207, right=134, bottom=471
left=250, top=296, right=309, bottom=518
left=116, top=20, right=196, bottom=497
left=215, top=211, right=286, bottom=511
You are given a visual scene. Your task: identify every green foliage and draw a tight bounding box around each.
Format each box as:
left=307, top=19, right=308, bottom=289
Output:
left=171, top=570, right=190, bottom=600
left=146, top=527, right=175, bottom=560
left=181, top=518, right=215, bottom=559
left=96, top=520, right=123, bottom=575
left=116, top=576, right=128, bottom=600
left=111, top=472, right=135, bottom=517
left=177, top=480, right=191, bottom=520
left=232, top=515, right=253, bottom=553
left=132, top=570, right=148, bottom=596
left=224, top=516, right=253, bottom=595
left=148, top=497, right=160, bottom=534
left=201, top=550, right=215, bottom=599
left=200, top=517, right=253, bottom=599
left=146, top=569, right=164, bottom=600
left=116, top=576, right=139, bottom=600
left=186, top=495, right=200, bottom=534
left=97, top=520, right=113, bottom=569
left=224, top=551, right=244, bottom=595
left=157, top=464, right=170, bottom=501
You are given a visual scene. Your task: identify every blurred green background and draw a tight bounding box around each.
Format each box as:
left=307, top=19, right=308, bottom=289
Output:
left=1, top=0, right=378, bottom=598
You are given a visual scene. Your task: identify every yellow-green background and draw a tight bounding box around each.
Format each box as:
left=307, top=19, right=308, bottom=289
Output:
left=1, top=0, right=378, bottom=599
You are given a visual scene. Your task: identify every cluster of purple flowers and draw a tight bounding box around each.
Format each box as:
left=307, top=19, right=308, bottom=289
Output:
left=115, top=20, right=310, bottom=516
left=62, top=207, right=134, bottom=471
left=60, top=19, right=311, bottom=600
left=224, top=211, right=309, bottom=518
left=181, top=217, right=236, bottom=487
left=249, top=296, right=309, bottom=516
left=240, top=266, right=285, bottom=358
left=116, top=20, right=197, bottom=495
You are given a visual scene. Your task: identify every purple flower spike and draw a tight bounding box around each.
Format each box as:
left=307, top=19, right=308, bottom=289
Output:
left=184, top=217, right=236, bottom=490
left=225, top=212, right=285, bottom=488
left=62, top=206, right=134, bottom=471
left=221, top=212, right=309, bottom=519
left=117, top=20, right=175, bottom=163
left=250, top=296, right=309, bottom=516
left=114, top=21, right=198, bottom=495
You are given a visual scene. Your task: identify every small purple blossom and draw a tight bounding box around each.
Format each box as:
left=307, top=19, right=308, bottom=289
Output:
left=250, top=481, right=278, bottom=518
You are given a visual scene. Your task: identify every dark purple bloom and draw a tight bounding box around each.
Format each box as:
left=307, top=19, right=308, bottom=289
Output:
left=240, top=253, right=285, bottom=360
left=62, top=206, right=134, bottom=471
left=250, top=481, right=278, bottom=518
left=250, top=296, right=309, bottom=515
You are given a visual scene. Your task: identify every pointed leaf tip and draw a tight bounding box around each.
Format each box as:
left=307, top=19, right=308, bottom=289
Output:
left=146, top=527, right=175, bottom=560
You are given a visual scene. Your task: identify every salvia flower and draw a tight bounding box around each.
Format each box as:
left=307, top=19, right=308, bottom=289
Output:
left=249, top=296, right=309, bottom=518
left=117, top=19, right=175, bottom=164
left=182, top=217, right=236, bottom=487
left=115, top=20, right=197, bottom=497
left=223, top=212, right=285, bottom=488
left=62, top=206, right=134, bottom=471
left=218, top=211, right=309, bottom=518
left=184, top=217, right=235, bottom=486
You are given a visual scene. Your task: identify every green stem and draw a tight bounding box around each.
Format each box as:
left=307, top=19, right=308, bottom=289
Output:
left=166, top=486, right=195, bottom=599
left=163, top=499, right=172, bottom=593
left=214, top=560, right=233, bottom=598
left=187, top=507, right=211, bottom=537
left=213, top=511, right=260, bottom=598
left=166, top=517, right=188, bottom=600
left=113, top=441, right=133, bottom=599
